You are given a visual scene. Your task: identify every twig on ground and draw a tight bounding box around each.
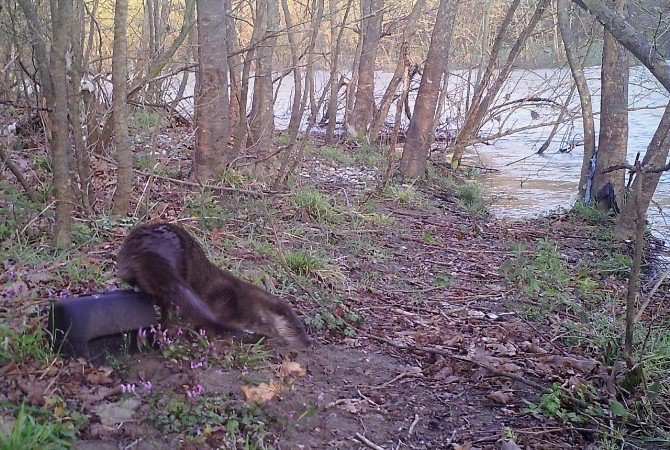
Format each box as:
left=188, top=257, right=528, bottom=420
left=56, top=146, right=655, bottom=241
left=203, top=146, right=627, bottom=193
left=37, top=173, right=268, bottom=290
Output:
left=355, top=432, right=386, bottom=450
left=407, top=414, right=420, bottom=437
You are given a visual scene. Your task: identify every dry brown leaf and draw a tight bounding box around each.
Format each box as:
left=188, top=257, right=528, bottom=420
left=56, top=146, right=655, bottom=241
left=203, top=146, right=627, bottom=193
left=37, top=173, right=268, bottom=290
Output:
left=488, top=390, right=515, bottom=404
left=241, top=379, right=283, bottom=403
left=86, top=368, right=114, bottom=385
left=499, top=363, right=522, bottom=373
left=276, top=359, right=306, bottom=378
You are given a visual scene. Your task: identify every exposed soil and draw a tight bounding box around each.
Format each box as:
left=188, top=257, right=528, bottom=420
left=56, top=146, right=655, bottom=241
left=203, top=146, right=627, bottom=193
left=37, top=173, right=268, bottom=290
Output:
left=1, top=122, right=669, bottom=450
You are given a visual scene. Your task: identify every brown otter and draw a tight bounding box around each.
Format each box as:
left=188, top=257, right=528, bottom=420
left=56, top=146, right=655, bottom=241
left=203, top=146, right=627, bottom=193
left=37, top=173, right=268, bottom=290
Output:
left=117, top=222, right=311, bottom=348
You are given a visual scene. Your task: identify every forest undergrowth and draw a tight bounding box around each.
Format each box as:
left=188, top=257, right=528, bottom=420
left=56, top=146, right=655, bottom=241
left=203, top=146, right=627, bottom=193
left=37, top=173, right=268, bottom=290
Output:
left=0, top=119, right=669, bottom=449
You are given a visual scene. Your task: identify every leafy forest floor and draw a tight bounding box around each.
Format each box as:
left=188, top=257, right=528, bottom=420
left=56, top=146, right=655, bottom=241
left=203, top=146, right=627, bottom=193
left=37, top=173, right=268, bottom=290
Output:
left=1, top=118, right=670, bottom=449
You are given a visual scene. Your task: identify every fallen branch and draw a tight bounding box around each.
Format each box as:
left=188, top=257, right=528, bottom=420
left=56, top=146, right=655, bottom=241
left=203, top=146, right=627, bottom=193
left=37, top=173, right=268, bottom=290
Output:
left=0, top=143, right=39, bottom=203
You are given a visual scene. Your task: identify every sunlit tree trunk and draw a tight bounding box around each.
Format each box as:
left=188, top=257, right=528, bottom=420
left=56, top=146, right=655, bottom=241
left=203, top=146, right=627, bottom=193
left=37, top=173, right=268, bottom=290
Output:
left=225, top=0, right=242, bottom=137
left=111, top=0, right=132, bottom=215
left=399, top=0, right=458, bottom=179
left=192, top=0, right=230, bottom=180
left=592, top=0, right=628, bottom=209
left=349, top=0, right=383, bottom=137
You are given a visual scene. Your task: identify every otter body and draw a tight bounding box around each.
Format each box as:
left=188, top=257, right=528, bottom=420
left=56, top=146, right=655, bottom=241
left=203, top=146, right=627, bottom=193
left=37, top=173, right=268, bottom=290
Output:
left=117, top=223, right=310, bottom=348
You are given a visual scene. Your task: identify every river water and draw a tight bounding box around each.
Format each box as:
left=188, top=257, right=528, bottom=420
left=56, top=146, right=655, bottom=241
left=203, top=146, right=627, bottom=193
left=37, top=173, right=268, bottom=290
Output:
left=463, top=67, right=670, bottom=240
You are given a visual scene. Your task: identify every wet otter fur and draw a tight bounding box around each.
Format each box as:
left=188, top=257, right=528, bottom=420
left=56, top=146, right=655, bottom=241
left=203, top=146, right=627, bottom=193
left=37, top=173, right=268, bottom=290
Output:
left=117, top=222, right=311, bottom=348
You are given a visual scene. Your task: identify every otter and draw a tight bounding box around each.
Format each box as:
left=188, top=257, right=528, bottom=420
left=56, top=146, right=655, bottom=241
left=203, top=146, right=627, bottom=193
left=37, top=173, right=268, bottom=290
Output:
left=117, top=222, right=311, bottom=348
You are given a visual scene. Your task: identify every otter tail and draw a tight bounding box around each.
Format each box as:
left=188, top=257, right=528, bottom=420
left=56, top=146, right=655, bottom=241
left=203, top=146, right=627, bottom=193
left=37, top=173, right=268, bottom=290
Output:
left=118, top=252, right=219, bottom=326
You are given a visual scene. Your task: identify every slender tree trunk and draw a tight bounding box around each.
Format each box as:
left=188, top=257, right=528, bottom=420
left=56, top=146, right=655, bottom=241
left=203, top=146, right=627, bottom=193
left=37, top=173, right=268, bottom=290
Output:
left=225, top=0, right=242, bottom=136
left=192, top=0, right=230, bottom=180
left=345, top=28, right=363, bottom=130
left=50, top=0, right=74, bottom=244
left=19, top=0, right=74, bottom=246
left=249, top=0, right=279, bottom=159
left=111, top=0, right=131, bottom=215
left=399, top=0, right=459, bottom=179
left=558, top=0, right=596, bottom=197
left=281, top=0, right=303, bottom=139
left=349, top=0, right=384, bottom=137
left=380, top=47, right=410, bottom=188
left=592, top=0, right=628, bottom=210
left=368, top=0, right=426, bottom=142
left=325, top=0, right=353, bottom=143
left=69, top=0, right=93, bottom=211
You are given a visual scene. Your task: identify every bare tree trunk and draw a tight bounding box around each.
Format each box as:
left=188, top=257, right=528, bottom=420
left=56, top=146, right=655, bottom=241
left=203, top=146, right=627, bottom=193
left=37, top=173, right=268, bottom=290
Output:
left=249, top=0, right=279, bottom=159
left=272, top=0, right=325, bottom=188
left=231, top=10, right=264, bottom=163
left=225, top=0, right=242, bottom=136
left=592, top=0, right=628, bottom=210
left=379, top=46, right=410, bottom=188
left=349, top=0, right=383, bottom=137
left=192, top=0, right=230, bottom=180
left=18, top=0, right=74, bottom=246
left=281, top=0, right=303, bottom=139
left=558, top=0, right=596, bottom=197
left=111, top=0, right=132, bottom=215
left=345, top=28, right=363, bottom=130
left=69, top=0, right=93, bottom=211
left=325, top=0, right=353, bottom=143
left=399, top=0, right=459, bottom=179
left=368, top=0, right=426, bottom=142
left=616, top=103, right=670, bottom=236
left=450, top=0, right=550, bottom=169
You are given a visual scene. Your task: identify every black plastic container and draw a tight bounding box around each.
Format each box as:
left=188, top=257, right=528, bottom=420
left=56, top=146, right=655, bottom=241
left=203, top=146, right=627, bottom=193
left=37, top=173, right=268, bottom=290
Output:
left=49, top=290, right=157, bottom=364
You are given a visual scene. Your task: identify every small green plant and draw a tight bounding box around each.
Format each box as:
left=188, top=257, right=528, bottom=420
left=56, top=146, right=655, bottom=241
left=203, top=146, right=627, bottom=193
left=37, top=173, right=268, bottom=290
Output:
left=0, top=402, right=83, bottom=449
left=355, top=141, right=384, bottom=167
left=0, top=181, right=41, bottom=241
left=283, top=250, right=324, bottom=276
left=571, top=199, right=611, bottom=223
left=421, top=231, right=439, bottom=245
left=290, top=188, right=340, bottom=223
left=272, top=131, right=292, bottom=146
left=130, top=110, right=160, bottom=132
left=186, top=189, right=231, bottom=231
left=305, top=304, right=364, bottom=337
left=503, top=239, right=569, bottom=301
left=222, top=339, right=272, bottom=370
left=525, top=382, right=603, bottom=424
left=217, top=169, right=248, bottom=188
left=319, top=145, right=356, bottom=165
left=0, top=324, right=52, bottom=365
left=457, top=182, right=487, bottom=214
left=385, top=185, right=419, bottom=204
left=591, top=252, right=632, bottom=279
left=148, top=390, right=272, bottom=445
